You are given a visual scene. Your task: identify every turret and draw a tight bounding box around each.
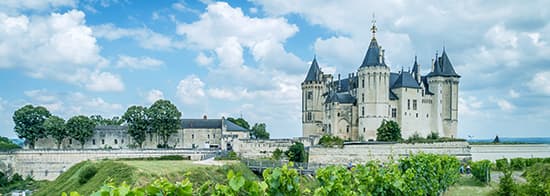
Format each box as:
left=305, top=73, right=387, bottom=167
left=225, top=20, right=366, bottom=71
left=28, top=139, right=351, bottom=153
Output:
left=302, top=57, right=325, bottom=137
left=411, top=56, right=421, bottom=84
left=357, top=17, right=391, bottom=140
left=427, top=49, right=460, bottom=138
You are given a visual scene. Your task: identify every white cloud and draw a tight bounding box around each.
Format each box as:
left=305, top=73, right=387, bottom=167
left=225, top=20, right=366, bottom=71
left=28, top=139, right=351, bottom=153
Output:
left=195, top=52, right=213, bottom=66
left=22, top=90, right=123, bottom=118
left=176, top=2, right=298, bottom=49
left=146, top=89, right=164, bottom=104
left=116, top=55, right=164, bottom=70
left=207, top=88, right=253, bottom=101
left=0, top=10, right=129, bottom=91
left=0, top=97, right=6, bottom=111
left=0, top=0, right=75, bottom=13
left=485, top=24, right=518, bottom=48
left=86, top=71, right=125, bottom=92
left=176, top=75, right=206, bottom=105
left=458, top=96, right=483, bottom=116
left=529, top=71, right=550, bottom=96
left=92, top=23, right=183, bottom=50
left=509, top=89, right=520, bottom=98
left=496, top=99, right=515, bottom=111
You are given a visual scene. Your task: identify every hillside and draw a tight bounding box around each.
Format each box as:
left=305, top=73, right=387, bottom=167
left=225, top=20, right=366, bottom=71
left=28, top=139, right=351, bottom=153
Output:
left=33, top=159, right=256, bottom=196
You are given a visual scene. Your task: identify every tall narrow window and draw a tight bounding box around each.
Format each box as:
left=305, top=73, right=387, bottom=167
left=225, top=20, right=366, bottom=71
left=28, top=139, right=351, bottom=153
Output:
left=346, top=126, right=350, bottom=133
left=101, top=139, right=104, bottom=145
left=307, top=91, right=313, bottom=100
left=362, top=79, right=365, bottom=88
left=307, top=112, right=312, bottom=121
left=362, top=107, right=365, bottom=116
left=92, top=139, right=96, bottom=145
left=392, top=108, right=397, bottom=118
left=362, top=93, right=364, bottom=102
left=413, top=100, right=418, bottom=110
left=407, top=99, right=411, bottom=110
left=114, top=139, right=118, bottom=144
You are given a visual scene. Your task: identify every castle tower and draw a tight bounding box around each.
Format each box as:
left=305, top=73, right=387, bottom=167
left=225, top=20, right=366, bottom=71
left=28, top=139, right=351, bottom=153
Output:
left=427, top=49, right=460, bottom=138
left=357, top=19, right=390, bottom=140
left=302, top=57, right=325, bottom=137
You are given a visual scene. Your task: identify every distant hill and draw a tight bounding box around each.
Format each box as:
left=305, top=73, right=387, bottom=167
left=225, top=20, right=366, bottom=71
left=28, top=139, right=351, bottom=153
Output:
left=468, top=137, right=550, bottom=144
left=10, top=138, right=24, bottom=147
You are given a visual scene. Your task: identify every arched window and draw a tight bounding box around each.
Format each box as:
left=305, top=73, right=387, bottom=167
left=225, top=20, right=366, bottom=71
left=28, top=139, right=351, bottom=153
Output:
left=114, top=139, right=118, bottom=144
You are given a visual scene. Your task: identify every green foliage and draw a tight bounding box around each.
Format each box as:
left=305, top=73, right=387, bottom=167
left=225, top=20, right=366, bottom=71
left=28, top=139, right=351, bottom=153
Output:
left=318, top=135, right=344, bottom=148
left=66, top=115, right=95, bottom=149
left=510, top=157, right=527, bottom=170
left=427, top=131, right=440, bottom=140
left=90, top=115, right=124, bottom=126
left=147, top=99, right=182, bottom=148
left=0, top=172, right=42, bottom=194
left=263, top=162, right=301, bottom=196
left=216, top=151, right=239, bottom=160
left=495, top=166, right=517, bottom=196
left=12, top=104, right=51, bottom=149
left=0, top=136, right=21, bottom=151
left=520, top=163, right=550, bottom=196
left=211, top=170, right=267, bottom=196
left=272, top=148, right=283, bottom=160
left=376, top=120, right=402, bottom=141
left=122, top=105, right=149, bottom=148
left=117, top=155, right=189, bottom=161
left=251, top=123, right=270, bottom=139
left=79, top=165, right=98, bottom=184
left=399, top=153, right=460, bottom=194
left=285, top=142, right=306, bottom=163
left=34, top=161, right=135, bottom=196
left=495, top=158, right=509, bottom=171
left=43, top=115, right=67, bottom=149
left=471, top=160, right=492, bottom=184
left=227, top=117, right=250, bottom=130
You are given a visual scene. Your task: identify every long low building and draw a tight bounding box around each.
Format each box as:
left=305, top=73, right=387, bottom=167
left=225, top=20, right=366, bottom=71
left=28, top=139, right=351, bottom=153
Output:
left=32, top=116, right=249, bottom=150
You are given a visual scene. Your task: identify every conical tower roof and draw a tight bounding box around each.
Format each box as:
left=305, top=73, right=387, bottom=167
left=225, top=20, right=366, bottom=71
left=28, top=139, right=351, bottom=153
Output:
left=304, top=57, right=322, bottom=82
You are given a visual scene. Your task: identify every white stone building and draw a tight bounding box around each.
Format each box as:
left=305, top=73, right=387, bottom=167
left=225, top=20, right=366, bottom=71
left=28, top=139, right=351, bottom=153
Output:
left=32, top=116, right=249, bottom=150
left=302, top=22, right=460, bottom=141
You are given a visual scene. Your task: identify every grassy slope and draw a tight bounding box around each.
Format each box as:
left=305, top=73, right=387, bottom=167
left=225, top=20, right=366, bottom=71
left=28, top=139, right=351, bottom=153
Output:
left=34, top=160, right=256, bottom=195
left=444, top=175, right=496, bottom=196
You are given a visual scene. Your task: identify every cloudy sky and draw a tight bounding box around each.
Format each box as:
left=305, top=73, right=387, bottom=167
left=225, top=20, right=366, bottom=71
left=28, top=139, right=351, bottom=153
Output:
left=1, top=0, right=549, bottom=139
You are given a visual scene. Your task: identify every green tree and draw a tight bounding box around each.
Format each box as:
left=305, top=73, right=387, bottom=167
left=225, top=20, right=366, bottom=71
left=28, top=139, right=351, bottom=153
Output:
left=0, top=136, right=21, bottom=150
left=251, top=123, right=270, bottom=139
left=122, top=106, right=149, bottom=148
left=90, top=115, right=124, bottom=126
left=285, top=142, right=306, bottom=162
left=376, top=120, right=402, bottom=142
left=67, top=115, right=95, bottom=149
left=43, top=115, right=67, bottom=149
left=13, top=105, right=51, bottom=149
left=227, top=117, right=250, bottom=130
left=272, top=148, right=283, bottom=160
left=148, top=99, right=181, bottom=148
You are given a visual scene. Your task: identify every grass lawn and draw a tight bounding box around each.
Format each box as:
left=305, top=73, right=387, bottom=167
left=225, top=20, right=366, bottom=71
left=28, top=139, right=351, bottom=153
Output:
left=444, top=175, right=496, bottom=196
left=121, top=160, right=206, bottom=175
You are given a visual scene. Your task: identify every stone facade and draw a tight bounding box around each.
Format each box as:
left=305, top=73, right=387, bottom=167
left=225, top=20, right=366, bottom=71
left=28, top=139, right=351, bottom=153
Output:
left=32, top=117, right=249, bottom=150
left=308, top=142, right=471, bottom=165
left=302, top=22, right=460, bottom=141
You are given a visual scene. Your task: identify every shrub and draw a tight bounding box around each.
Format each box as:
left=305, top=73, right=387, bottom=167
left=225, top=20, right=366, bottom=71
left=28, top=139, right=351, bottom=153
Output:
left=526, top=158, right=544, bottom=167
left=427, top=132, right=439, bottom=140
left=376, top=120, right=402, bottom=141
left=496, top=166, right=517, bottom=196
left=157, top=155, right=186, bottom=160
left=285, top=142, right=306, bottom=163
left=510, top=158, right=526, bottom=170
left=272, top=148, right=283, bottom=160
left=215, top=151, right=239, bottom=160
left=471, top=160, right=492, bottom=184
left=495, top=158, right=509, bottom=171
left=520, top=163, right=550, bottom=195
left=78, top=165, right=98, bottom=184
left=318, top=135, right=344, bottom=148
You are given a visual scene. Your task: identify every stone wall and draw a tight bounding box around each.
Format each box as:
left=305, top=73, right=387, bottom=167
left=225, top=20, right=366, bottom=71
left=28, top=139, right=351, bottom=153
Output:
left=0, top=149, right=217, bottom=181
left=470, top=144, right=550, bottom=161
left=308, top=142, right=471, bottom=165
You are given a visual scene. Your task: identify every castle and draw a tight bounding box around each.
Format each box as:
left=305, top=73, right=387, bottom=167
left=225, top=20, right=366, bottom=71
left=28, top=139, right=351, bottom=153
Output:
left=302, top=22, right=460, bottom=141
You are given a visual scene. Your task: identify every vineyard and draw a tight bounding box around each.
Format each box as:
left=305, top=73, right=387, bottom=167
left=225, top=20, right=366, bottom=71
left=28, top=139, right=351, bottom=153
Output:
left=63, top=153, right=461, bottom=195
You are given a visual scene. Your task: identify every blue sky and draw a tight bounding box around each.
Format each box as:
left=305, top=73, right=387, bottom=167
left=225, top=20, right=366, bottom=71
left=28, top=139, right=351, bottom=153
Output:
left=1, top=0, right=549, bottom=139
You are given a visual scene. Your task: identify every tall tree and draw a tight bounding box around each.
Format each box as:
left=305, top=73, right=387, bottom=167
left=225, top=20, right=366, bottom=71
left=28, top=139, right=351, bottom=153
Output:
left=251, top=123, right=270, bottom=139
left=376, top=120, right=402, bottom=142
left=67, top=115, right=95, bottom=149
left=122, top=106, right=149, bottom=148
left=43, top=115, right=67, bottom=149
left=90, top=115, right=124, bottom=126
left=12, top=105, right=51, bottom=149
left=285, top=142, right=306, bottom=162
left=227, top=117, right=250, bottom=130
left=147, top=100, right=181, bottom=148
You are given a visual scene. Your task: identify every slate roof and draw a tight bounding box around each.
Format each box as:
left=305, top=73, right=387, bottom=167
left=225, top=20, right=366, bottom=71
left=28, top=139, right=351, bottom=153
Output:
left=389, top=90, right=398, bottom=100
left=411, top=56, right=419, bottom=75
left=181, top=119, right=221, bottom=129
left=325, top=91, right=356, bottom=104
left=304, top=57, right=322, bottom=82
left=427, top=50, right=460, bottom=78
left=360, top=38, right=385, bottom=68
left=331, top=76, right=358, bottom=92
left=421, top=76, right=434, bottom=95
left=225, top=120, right=249, bottom=132
left=391, top=71, right=421, bottom=89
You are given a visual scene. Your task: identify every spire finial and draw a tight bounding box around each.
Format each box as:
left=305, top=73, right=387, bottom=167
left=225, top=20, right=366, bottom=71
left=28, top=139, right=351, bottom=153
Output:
left=370, top=13, right=377, bottom=38
left=414, top=55, right=418, bottom=63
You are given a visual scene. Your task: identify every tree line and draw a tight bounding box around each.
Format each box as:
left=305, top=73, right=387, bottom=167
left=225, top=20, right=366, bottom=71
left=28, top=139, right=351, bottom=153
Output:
left=13, top=99, right=270, bottom=149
